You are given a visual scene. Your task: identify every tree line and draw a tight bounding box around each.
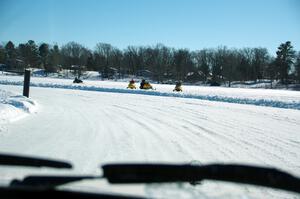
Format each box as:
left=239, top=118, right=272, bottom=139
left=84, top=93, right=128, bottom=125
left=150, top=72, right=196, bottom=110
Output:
left=1, top=40, right=300, bottom=85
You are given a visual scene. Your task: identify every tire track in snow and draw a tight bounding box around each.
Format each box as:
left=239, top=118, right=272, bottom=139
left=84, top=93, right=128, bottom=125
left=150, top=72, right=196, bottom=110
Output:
left=184, top=116, right=298, bottom=168
left=112, top=99, right=300, bottom=170
left=110, top=104, right=196, bottom=161
left=111, top=104, right=211, bottom=159
left=1, top=86, right=300, bottom=199
left=153, top=100, right=299, bottom=170
left=112, top=103, right=241, bottom=162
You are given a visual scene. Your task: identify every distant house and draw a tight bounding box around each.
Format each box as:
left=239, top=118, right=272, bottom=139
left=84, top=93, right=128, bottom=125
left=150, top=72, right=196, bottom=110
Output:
left=71, top=65, right=84, bottom=70
left=71, top=65, right=86, bottom=78
left=1, top=59, right=25, bottom=74
left=185, top=71, right=207, bottom=82
left=4, top=59, right=24, bottom=71
left=15, top=59, right=25, bottom=70
left=163, top=72, right=173, bottom=79
left=136, top=69, right=153, bottom=78
left=102, top=67, right=118, bottom=79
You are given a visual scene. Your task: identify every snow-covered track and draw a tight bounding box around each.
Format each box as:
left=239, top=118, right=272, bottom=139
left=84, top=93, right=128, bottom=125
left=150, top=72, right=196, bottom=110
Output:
left=1, top=76, right=300, bottom=110
left=0, top=85, right=299, bottom=198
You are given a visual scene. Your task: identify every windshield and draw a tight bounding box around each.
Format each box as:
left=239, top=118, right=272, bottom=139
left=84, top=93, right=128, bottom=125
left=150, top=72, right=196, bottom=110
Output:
left=0, top=0, right=300, bottom=198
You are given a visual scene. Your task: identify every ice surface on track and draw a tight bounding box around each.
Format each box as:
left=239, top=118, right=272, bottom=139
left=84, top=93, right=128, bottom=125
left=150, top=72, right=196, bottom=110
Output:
left=0, top=85, right=299, bottom=198
left=1, top=75, right=300, bottom=110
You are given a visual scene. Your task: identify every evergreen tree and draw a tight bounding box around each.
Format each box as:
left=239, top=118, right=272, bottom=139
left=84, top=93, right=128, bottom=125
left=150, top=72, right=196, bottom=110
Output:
left=5, top=41, right=17, bottom=68
left=295, top=52, right=300, bottom=83
left=18, top=40, right=40, bottom=68
left=39, top=43, right=50, bottom=72
left=0, top=45, right=6, bottom=64
left=275, top=41, right=295, bottom=84
left=17, top=43, right=27, bottom=70
left=48, top=44, right=61, bottom=69
left=27, top=40, right=40, bottom=67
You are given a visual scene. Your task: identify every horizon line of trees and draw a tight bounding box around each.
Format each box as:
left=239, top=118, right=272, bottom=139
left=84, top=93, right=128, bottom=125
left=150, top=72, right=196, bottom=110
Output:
left=1, top=40, right=300, bottom=85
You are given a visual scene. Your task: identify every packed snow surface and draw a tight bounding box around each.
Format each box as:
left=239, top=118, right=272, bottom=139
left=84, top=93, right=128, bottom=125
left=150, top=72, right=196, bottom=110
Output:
left=0, top=75, right=300, bottom=198
left=0, top=89, right=36, bottom=132
left=1, top=75, right=300, bottom=110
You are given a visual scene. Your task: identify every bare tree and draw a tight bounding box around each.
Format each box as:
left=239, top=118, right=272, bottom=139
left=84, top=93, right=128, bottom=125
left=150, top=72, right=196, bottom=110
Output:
left=61, top=42, right=89, bottom=68
left=252, top=48, right=270, bottom=81
left=193, top=49, right=211, bottom=82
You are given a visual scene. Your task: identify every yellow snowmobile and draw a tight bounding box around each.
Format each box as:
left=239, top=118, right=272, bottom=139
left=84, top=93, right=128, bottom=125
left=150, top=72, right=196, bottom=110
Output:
left=142, top=82, right=153, bottom=89
left=173, top=82, right=182, bottom=92
left=140, top=79, right=153, bottom=90
left=127, top=79, right=136, bottom=89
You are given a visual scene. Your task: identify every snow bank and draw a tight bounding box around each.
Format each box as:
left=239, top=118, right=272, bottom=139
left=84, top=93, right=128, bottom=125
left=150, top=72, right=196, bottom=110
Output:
left=0, top=89, right=37, bottom=129
left=1, top=75, right=300, bottom=110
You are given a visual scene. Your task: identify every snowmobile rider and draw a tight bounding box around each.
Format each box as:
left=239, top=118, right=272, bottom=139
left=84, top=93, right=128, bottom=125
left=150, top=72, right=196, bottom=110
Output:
left=127, top=79, right=136, bottom=89
left=73, top=77, right=83, bottom=83
left=173, top=81, right=182, bottom=92
left=140, top=79, right=146, bottom=89
left=140, top=79, right=153, bottom=89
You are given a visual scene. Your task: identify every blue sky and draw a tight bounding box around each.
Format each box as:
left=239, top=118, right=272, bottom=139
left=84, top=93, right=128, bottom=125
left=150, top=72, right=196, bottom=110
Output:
left=0, top=0, right=299, bottom=55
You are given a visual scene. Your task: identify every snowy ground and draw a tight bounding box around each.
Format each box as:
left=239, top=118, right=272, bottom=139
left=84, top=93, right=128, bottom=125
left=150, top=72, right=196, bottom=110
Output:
left=0, top=88, right=37, bottom=132
left=0, top=75, right=300, bottom=198
left=1, top=75, right=300, bottom=110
